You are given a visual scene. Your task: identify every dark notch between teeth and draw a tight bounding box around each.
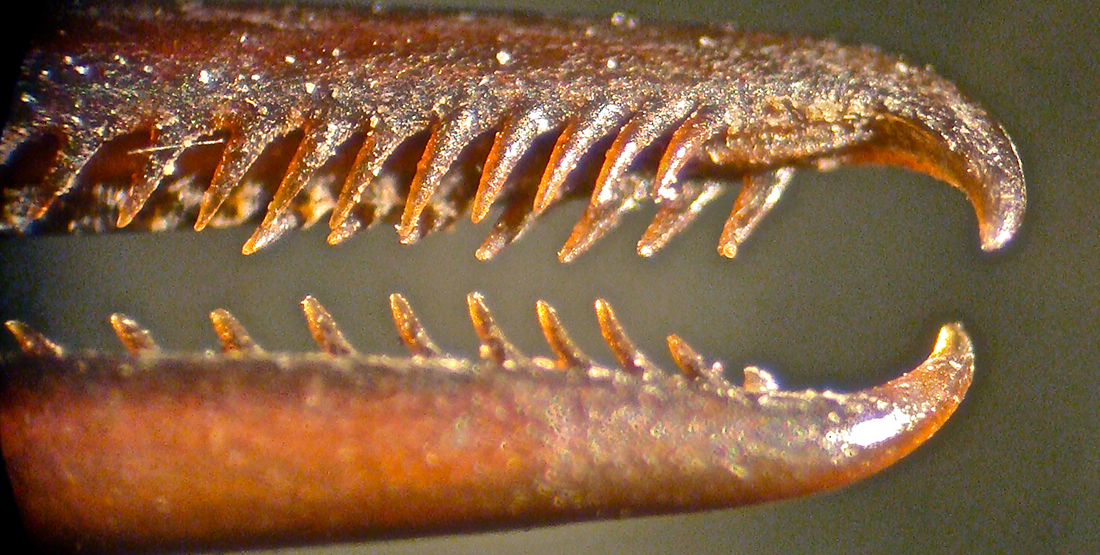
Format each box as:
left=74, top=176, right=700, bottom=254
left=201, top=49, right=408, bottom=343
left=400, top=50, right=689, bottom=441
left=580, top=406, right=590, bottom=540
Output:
left=3, top=292, right=787, bottom=388
left=0, top=8, right=1025, bottom=259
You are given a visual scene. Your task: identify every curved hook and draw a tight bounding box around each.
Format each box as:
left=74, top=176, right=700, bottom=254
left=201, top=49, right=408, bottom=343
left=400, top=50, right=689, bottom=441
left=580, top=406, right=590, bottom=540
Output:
left=1, top=298, right=972, bottom=553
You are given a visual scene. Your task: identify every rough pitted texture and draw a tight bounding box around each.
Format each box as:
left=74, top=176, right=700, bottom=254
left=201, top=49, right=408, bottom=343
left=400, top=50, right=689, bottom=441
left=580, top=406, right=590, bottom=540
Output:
left=0, top=2, right=1023, bottom=552
left=1, top=295, right=973, bottom=553
left=0, top=2, right=1024, bottom=260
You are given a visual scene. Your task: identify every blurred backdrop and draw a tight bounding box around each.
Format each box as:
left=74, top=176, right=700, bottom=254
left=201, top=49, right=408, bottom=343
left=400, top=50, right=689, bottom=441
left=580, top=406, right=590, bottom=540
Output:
left=0, top=0, right=1095, bottom=553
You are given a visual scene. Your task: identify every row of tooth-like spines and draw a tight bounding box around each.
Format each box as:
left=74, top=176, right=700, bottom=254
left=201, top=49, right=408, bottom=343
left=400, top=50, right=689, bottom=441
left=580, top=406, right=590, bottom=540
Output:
left=19, top=91, right=791, bottom=262
left=3, top=294, right=783, bottom=395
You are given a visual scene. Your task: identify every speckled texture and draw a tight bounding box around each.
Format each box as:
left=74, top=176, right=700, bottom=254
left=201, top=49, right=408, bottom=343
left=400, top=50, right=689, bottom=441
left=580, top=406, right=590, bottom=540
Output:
left=0, top=299, right=972, bottom=552
left=0, top=1, right=1022, bottom=262
left=0, top=0, right=1086, bottom=554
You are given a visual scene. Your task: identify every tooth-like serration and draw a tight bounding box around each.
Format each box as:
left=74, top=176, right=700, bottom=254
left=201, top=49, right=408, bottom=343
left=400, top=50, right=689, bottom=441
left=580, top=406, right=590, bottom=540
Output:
left=0, top=299, right=977, bottom=553
left=554, top=99, right=698, bottom=258
left=742, top=366, right=781, bottom=393
left=535, top=300, right=594, bottom=370
left=31, top=139, right=95, bottom=223
left=196, top=121, right=285, bottom=231
left=653, top=107, right=726, bottom=202
left=667, top=333, right=717, bottom=381
left=301, top=296, right=355, bottom=357
left=472, top=103, right=566, bottom=222
left=533, top=96, right=643, bottom=215
left=327, top=171, right=404, bottom=245
left=0, top=6, right=1027, bottom=265
left=388, top=293, right=442, bottom=358
left=118, top=125, right=187, bottom=227
left=400, top=101, right=507, bottom=243
left=594, top=299, right=656, bottom=377
left=0, top=296, right=973, bottom=404
left=3, top=320, right=64, bottom=357
left=719, top=167, right=796, bottom=259
left=591, top=98, right=695, bottom=208
left=244, top=114, right=359, bottom=253
left=557, top=173, right=648, bottom=263
left=475, top=172, right=543, bottom=260
left=556, top=99, right=715, bottom=261
left=638, top=180, right=725, bottom=257
left=467, top=292, right=528, bottom=368
left=329, top=116, right=429, bottom=242
left=109, top=313, right=159, bottom=356
left=209, top=309, right=262, bottom=354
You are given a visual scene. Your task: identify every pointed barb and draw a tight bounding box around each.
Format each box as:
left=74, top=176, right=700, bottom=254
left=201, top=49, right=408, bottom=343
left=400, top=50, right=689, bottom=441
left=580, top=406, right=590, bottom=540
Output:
left=117, top=181, right=156, bottom=228
left=653, top=107, right=725, bottom=202
left=326, top=213, right=364, bottom=245
left=330, top=119, right=422, bottom=238
left=475, top=182, right=540, bottom=261
left=109, top=313, right=159, bottom=356
left=638, top=180, right=725, bottom=257
left=117, top=160, right=168, bottom=228
left=330, top=132, right=379, bottom=235
left=209, top=309, right=262, bottom=354
left=243, top=209, right=299, bottom=254
left=475, top=225, right=513, bottom=261
left=301, top=296, right=356, bottom=356
left=398, top=123, right=449, bottom=244
left=401, top=106, right=499, bottom=242
left=594, top=299, right=656, bottom=377
left=118, top=127, right=193, bottom=228
left=467, top=292, right=527, bottom=368
left=24, top=140, right=93, bottom=227
left=473, top=105, right=564, bottom=222
left=4, top=321, right=64, bottom=357
left=535, top=300, right=594, bottom=370
left=718, top=167, right=796, bottom=259
left=196, top=127, right=271, bottom=231
left=742, top=366, right=781, bottom=393
left=251, top=119, right=353, bottom=249
left=589, top=98, right=694, bottom=209
left=666, top=333, right=726, bottom=382
left=557, top=174, right=647, bottom=263
left=558, top=203, right=620, bottom=263
left=534, top=98, right=638, bottom=215
left=931, top=322, right=971, bottom=359
left=389, top=293, right=443, bottom=358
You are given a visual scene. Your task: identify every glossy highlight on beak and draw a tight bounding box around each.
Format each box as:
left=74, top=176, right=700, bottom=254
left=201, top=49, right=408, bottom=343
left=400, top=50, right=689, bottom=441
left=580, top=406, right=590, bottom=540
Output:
left=1, top=296, right=972, bottom=554
left=0, top=3, right=1024, bottom=259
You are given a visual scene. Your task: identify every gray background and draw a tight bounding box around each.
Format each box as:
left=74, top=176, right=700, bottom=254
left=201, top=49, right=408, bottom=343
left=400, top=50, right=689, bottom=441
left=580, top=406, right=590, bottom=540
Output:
left=0, top=0, right=1095, bottom=553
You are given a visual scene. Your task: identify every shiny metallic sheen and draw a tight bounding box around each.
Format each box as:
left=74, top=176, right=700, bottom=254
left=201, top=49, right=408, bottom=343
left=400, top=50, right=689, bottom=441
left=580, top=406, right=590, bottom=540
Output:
left=0, top=2, right=1025, bottom=260
left=0, top=1, right=1022, bottom=552
left=1, top=296, right=973, bottom=553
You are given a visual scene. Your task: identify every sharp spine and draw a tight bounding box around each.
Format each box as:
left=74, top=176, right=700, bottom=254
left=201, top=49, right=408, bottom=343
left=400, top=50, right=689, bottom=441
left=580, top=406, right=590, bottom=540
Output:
left=533, top=96, right=641, bottom=215
left=594, top=299, right=658, bottom=377
left=535, top=300, right=595, bottom=370
left=401, top=103, right=506, bottom=243
left=467, top=292, right=529, bottom=368
left=638, top=179, right=725, bottom=257
left=4, top=320, right=64, bottom=357
left=209, top=309, right=263, bottom=354
left=472, top=104, right=566, bottom=223
left=389, top=293, right=443, bottom=358
left=742, top=366, right=781, bottom=393
left=718, top=167, right=796, bottom=259
left=653, top=107, right=725, bottom=202
left=0, top=6, right=1026, bottom=260
left=301, top=296, right=356, bottom=356
left=109, top=314, right=160, bottom=355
